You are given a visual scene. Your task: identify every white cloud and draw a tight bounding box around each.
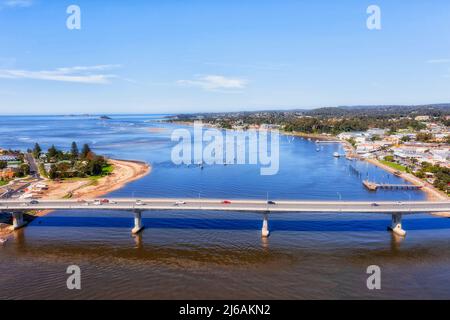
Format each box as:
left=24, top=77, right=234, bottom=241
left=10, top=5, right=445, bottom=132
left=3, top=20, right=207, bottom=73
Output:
left=2, top=0, right=33, bottom=8
left=177, top=75, right=248, bottom=91
left=427, top=59, right=450, bottom=64
left=0, top=65, right=120, bottom=84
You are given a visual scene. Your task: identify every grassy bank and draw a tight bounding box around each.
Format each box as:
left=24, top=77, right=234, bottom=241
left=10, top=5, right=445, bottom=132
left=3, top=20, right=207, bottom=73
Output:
left=378, top=160, right=408, bottom=172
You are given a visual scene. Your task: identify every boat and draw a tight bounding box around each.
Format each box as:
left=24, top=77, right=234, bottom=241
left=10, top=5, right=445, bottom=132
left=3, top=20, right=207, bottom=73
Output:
left=0, top=239, right=7, bottom=245
left=393, top=171, right=402, bottom=177
left=333, top=152, right=341, bottom=158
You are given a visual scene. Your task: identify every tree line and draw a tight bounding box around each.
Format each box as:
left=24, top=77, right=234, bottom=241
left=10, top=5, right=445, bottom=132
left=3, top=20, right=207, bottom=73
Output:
left=32, top=142, right=109, bottom=179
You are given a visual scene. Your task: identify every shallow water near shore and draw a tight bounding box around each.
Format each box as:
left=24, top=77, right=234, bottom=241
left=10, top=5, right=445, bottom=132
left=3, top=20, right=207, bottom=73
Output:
left=1, top=115, right=449, bottom=299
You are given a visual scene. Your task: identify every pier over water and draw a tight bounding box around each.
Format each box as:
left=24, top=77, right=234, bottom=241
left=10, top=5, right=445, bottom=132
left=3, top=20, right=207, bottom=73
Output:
left=363, top=180, right=423, bottom=191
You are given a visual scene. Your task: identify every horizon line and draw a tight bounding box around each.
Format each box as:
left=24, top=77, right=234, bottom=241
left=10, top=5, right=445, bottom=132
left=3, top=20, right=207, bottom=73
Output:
left=1, top=102, right=450, bottom=117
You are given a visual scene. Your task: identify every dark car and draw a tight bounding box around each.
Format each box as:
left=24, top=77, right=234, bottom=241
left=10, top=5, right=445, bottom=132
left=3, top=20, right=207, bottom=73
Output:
left=267, top=200, right=276, bottom=205
left=29, top=200, right=39, bottom=205
left=371, top=203, right=379, bottom=207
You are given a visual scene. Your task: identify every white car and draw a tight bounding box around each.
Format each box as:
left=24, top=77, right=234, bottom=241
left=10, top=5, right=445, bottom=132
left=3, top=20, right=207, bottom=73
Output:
left=135, top=200, right=144, bottom=206
left=174, top=200, right=186, bottom=206
left=93, top=200, right=102, bottom=206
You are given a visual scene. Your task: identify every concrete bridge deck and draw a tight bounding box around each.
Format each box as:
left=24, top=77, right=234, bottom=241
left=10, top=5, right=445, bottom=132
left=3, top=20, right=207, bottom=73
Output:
left=1, top=198, right=449, bottom=213
left=2, top=198, right=450, bottom=237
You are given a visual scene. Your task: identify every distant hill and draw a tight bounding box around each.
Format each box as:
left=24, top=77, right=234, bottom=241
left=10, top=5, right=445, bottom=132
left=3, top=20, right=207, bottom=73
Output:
left=169, top=104, right=450, bottom=120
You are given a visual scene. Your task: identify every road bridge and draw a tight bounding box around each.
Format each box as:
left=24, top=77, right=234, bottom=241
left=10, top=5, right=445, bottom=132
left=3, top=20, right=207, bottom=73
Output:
left=2, top=198, right=450, bottom=237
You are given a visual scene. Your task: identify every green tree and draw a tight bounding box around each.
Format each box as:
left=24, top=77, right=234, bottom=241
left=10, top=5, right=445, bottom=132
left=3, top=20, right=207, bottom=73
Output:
left=416, top=132, right=433, bottom=142
left=20, top=164, right=30, bottom=176
left=49, top=164, right=58, bottom=180
left=33, top=143, right=42, bottom=158
left=446, top=135, right=450, bottom=144
left=347, top=138, right=356, bottom=148
left=71, top=142, right=79, bottom=159
left=81, top=144, right=91, bottom=159
left=401, top=135, right=411, bottom=142
left=47, top=145, right=58, bottom=158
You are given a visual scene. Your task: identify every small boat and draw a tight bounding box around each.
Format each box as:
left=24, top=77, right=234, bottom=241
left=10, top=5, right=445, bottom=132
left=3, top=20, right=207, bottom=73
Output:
left=0, top=239, right=7, bottom=245
left=316, top=148, right=320, bottom=152
left=393, top=171, right=402, bottom=177
left=333, top=152, right=341, bottom=158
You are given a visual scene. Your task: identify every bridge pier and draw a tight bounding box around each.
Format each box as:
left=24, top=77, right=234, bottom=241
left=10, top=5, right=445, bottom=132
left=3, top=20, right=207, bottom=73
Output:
left=261, top=213, right=270, bottom=238
left=132, top=210, right=144, bottom=234
left=12, top=212, right=25, bottom=230
left=389, top=213, right=406, bottom=237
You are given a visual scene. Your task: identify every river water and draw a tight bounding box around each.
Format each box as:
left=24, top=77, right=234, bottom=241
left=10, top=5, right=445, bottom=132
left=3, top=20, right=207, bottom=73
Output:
left=0, top=115, right=449, bottom=299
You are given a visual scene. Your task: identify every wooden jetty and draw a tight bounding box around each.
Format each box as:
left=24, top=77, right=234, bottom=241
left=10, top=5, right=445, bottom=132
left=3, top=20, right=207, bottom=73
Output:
left=363, top=180, right=423, bottom=191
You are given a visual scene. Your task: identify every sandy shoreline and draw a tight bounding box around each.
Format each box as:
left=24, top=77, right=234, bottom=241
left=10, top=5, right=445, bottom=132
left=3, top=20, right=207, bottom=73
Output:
left=364, top=158, right=448, bottom=201
left=0, top=159, right=151, bottom=239
left=281, top=131, right=339, bottom=141
left=365, top=158, right=449, bottom=217
left=42, top=159, right=151, bottom=200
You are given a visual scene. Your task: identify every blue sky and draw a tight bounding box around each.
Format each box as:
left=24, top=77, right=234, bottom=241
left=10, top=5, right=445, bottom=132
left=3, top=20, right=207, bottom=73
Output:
left=0, top=0, right=449, bottom=114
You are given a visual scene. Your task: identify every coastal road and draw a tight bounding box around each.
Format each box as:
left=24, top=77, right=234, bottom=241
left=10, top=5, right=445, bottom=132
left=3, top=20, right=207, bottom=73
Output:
left=1, top=198, right=450, bottom=214
left=25, top=153, right=39, bottom=178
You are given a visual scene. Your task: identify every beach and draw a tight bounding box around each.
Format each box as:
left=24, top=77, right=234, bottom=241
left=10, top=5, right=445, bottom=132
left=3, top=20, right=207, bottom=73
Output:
left=365, top=158, right=449, bottom=217
left=365, top=158, right=448, bottom=201
left=0, top=159, right=151, bottom=238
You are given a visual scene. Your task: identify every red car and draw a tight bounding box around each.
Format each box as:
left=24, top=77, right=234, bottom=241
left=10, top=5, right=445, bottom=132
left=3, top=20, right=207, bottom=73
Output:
left=100, top=199, right=109, bottom=204
left=222, top=200, right=231, bottom=204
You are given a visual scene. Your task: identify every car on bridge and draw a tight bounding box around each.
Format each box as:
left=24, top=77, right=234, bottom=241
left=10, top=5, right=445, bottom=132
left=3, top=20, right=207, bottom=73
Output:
left=135, top=200, right=144, bottom=206
left=267, top=200, right=276, bottom=205
left=174, top=200, right=186, bottom=206
left=222, top=200, right=231, bottom=204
